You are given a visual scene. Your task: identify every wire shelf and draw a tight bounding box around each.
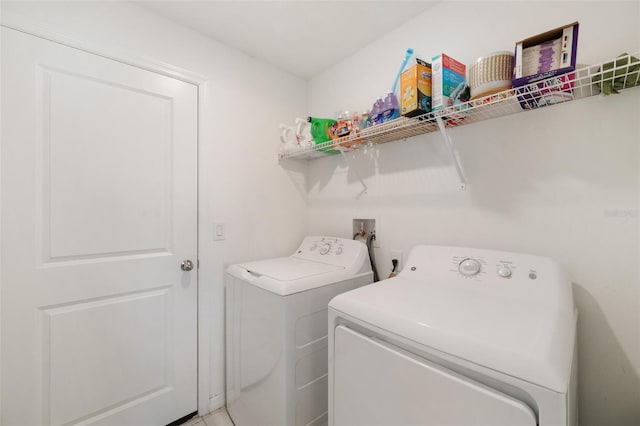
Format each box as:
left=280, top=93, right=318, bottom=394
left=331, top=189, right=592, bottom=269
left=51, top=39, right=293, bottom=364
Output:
left=278, top=52, right=640, bottom=161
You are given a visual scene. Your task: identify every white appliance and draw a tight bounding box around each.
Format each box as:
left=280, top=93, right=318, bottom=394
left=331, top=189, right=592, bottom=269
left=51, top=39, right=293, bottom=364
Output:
left=328, top=245, right=577, bottom=426
left=226, top=236, right=373, bottom=426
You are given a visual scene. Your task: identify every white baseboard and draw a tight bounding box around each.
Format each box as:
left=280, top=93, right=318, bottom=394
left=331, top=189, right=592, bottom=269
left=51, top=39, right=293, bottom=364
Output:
left=208, top=393, right=225, bottom=414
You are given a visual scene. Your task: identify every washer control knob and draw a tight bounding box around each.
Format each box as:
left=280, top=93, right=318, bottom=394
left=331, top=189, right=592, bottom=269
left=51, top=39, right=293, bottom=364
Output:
left=459, top=258, right=481, bottom=276
left=319, top=243, right=331, bottom=255
left=497, top=265, right=512, bottom=278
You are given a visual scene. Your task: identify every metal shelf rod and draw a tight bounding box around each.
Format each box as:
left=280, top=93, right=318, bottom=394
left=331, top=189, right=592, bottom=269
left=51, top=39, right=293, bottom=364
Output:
left=338, top=147, right=368, bottom=194
left=435, top=116, right=467, bottom=190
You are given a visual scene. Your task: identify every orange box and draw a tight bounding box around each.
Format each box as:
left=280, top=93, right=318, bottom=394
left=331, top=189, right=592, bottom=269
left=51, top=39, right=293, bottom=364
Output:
left=400, top=58, right=432, bottom=117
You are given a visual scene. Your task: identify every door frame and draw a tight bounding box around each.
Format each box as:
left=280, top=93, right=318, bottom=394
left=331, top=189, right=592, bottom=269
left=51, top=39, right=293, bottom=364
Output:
left=0, top=17, right=213, bottom=417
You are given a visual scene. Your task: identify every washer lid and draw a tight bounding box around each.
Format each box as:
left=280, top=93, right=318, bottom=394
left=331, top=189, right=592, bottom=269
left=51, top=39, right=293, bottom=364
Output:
left=226, top=236, right=372, bottom=296
left=227, top=257, right=362, bottom=296
left=238, top=257, right=343, bottom=281
left=329, top=245, right=576, bottom=393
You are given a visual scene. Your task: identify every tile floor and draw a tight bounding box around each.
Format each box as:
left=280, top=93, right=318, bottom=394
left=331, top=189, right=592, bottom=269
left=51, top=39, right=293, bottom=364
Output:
left=181, top=407, right=234, bottom=426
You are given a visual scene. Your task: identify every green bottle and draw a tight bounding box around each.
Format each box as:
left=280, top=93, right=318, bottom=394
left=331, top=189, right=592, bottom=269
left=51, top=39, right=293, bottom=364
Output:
left=307, top=116, right=338, bottom=154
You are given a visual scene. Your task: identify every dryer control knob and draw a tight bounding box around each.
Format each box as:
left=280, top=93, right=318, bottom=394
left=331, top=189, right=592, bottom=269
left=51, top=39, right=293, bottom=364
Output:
left=459, top=258, right=481, bottom=276
left=497, top=265, right=512, bottom=278
left=319, top=243, right=331, bottom=255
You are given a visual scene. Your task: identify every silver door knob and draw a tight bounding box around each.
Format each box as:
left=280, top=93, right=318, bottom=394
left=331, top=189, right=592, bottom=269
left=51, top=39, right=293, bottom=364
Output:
left=181, top=259, right=194, bottom=271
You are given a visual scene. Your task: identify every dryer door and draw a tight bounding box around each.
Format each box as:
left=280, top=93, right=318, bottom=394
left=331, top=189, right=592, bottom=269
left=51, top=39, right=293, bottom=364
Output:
left=332, top=325, right=537, bottom=426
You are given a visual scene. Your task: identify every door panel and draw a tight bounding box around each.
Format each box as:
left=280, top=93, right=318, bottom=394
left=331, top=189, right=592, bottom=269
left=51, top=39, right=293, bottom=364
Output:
left=43, top=66, right=172, bottom=261
left=333, top=325, right=537, bottom=426
left=45, top=289, right=170, bottom=425
left=1, top=27, right=197, bottom=426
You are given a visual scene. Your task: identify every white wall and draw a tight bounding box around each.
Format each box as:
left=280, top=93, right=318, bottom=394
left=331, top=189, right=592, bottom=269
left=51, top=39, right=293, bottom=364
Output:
left=3, top=1, right=639, bottom=423
left=0, top=1, right=309, bottom=413
left=306, top=1, right=640, bottom=425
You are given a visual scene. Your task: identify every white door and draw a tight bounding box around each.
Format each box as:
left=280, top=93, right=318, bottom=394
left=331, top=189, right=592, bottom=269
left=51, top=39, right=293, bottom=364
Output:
left=332, top=325, right=537, bottom=426
left=1, top=27, right=198, bottom=426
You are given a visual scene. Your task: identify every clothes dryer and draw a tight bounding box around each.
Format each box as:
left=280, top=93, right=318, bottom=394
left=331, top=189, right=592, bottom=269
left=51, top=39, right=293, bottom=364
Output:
left=328, top=245, right=577, bottom=426
left=226, top=236, right=372, bottom=426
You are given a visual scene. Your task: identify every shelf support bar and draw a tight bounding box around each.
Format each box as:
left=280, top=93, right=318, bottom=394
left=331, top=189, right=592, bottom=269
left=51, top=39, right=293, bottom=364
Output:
left=338, top=148, right=368, bottom=194
left=436, top=116, right=467, bottom=190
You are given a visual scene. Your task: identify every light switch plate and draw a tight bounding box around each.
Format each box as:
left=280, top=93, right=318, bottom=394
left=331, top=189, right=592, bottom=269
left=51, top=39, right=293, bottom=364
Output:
left=213, top=222, right=225, bottom=241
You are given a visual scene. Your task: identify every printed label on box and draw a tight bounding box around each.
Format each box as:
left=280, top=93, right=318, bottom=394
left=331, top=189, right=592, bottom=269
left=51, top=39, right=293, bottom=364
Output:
left=513, top=22, right=579, bottom=87
left=432, top=53, right=466, bottom=111
left=400, top=59, right=432, bottom=117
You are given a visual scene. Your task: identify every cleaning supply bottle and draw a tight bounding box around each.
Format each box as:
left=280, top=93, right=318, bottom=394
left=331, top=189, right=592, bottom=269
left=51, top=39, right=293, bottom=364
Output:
left=329, top=112, right=352, bottom=139
left=382, top=92, right=400, bottom=122
left=370, top=97, right=385, bottom=126
left=347, top=114, right=366, bottom=148
left=360, top=109, right=370, bottom=129
left=352, top=114, right=360, bottom=133
left=307, top=116, right=339, bottom=154
left=307, top=116, right=335, bottom=143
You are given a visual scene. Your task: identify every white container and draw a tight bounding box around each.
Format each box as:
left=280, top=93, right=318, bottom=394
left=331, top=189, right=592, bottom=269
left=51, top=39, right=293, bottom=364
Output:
left=469, top=51, right=514, bottom=100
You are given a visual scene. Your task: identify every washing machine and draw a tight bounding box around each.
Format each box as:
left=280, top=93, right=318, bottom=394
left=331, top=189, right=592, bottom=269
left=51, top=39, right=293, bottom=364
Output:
left=226, top=236, right=373, bottom=426
left=328, top=245, right=577, bottom=426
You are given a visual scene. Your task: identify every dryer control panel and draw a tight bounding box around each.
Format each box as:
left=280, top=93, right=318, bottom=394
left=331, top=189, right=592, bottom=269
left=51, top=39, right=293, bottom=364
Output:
left=396, top=245, right=573, bottom=348
left=398, top=245, right=573, bottom=314
left=291, top=236, right=371, bottom=272
left=448, top=252, right=535, bottom=282
left=449, top=255, right=513, bottom=281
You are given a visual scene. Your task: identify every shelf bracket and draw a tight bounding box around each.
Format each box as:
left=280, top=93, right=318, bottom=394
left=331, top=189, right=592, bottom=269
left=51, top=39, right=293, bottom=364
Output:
left=435, top=116, right=467, bottom=190
left=338, top=148, right=368, bottom=194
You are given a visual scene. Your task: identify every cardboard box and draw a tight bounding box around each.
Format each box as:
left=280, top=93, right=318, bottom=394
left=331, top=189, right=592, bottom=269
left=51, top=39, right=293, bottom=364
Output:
left=432, top=53, right=466, bottom=111
left=513, top=22, right=579, bottom=86
left=400, top=59, right=432, bottom=117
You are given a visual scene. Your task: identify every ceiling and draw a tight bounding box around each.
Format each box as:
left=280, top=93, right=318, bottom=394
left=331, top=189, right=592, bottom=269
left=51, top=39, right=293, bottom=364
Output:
left=135, top=1, right=437, bottom=79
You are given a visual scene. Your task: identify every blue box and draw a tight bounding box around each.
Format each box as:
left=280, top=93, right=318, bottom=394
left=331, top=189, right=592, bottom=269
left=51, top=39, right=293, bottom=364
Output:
left=432, top=53, right=466, bottom=111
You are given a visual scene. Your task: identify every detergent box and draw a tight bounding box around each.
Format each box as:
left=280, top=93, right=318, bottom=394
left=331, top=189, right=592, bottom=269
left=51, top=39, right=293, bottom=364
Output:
left=512, top=22, right=579, bottom=110
left=513, top=22, right=579, bottom=87
left=431, top=53, right=466, bottom=111
left=400, top=58, right=432, bottom=117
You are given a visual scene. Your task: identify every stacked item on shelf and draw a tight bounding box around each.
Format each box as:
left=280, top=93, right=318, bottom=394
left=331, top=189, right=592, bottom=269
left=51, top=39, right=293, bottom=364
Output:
left=400, top=58, right=432, bottom=117
left=307, top=112, right=367, bottom=154
left=278, top=117, right=318, bottom=156
left=468, top=52, right=514, bottom=101
left=307, top=116, right=339, bottom=154
left=512, top=22, right=580, bottom=109
left=279, top=21, right=640, bottom=161
left=431, top=53, right=467, bottom=111
left=285, top=48, right=415, bottom=157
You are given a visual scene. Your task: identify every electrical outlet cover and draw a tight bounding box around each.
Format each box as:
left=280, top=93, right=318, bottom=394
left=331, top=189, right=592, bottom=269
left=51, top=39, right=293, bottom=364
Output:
left=390, top=249, right=403, bottom=272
